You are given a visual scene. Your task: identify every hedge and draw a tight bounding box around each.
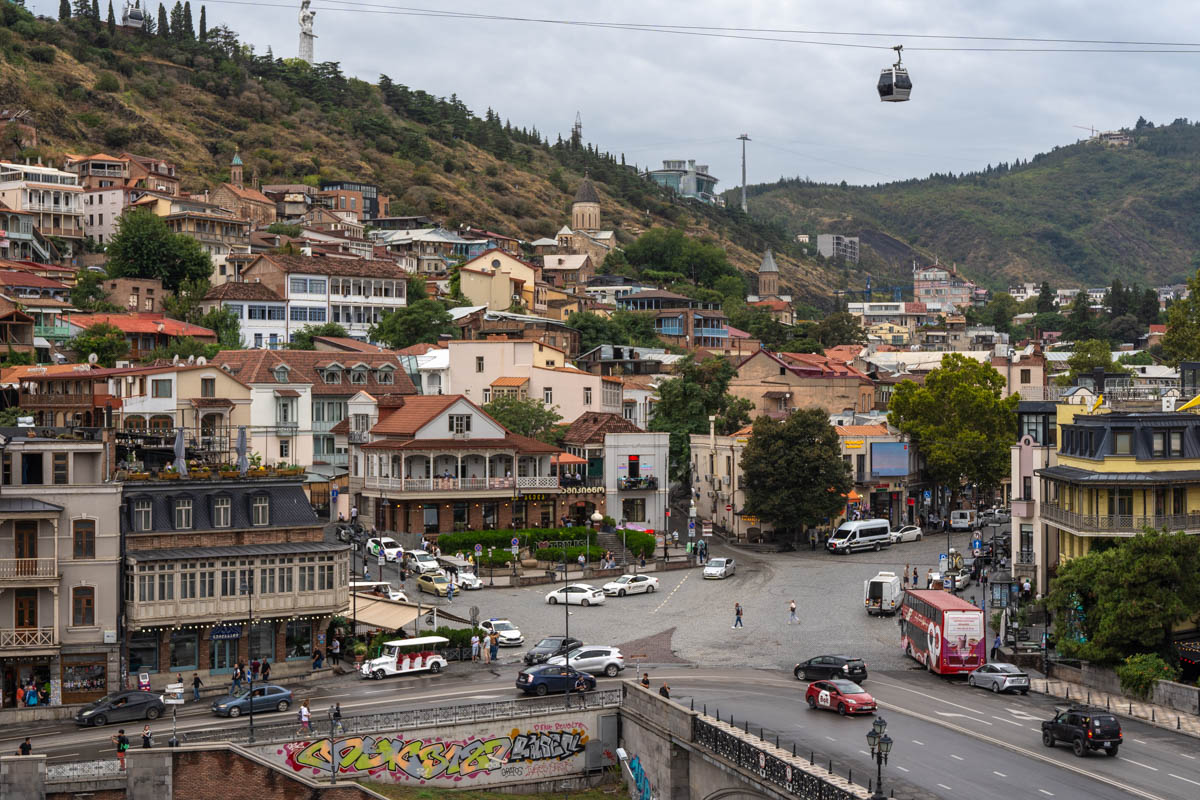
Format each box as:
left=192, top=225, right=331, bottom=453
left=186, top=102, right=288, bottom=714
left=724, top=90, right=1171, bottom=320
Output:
left=435, top=526, right=659, bottom=564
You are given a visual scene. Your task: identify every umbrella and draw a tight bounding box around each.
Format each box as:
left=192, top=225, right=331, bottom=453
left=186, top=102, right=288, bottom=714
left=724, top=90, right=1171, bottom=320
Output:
left=236, top=426, right=249, bottom=476
left=173, top=428, right=188, bottom=477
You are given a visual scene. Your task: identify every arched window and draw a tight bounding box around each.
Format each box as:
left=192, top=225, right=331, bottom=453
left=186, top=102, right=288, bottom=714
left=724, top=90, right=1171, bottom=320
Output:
left=149, top=415, right=173, bottom=433
left=124, top=415, right=146, bottom=431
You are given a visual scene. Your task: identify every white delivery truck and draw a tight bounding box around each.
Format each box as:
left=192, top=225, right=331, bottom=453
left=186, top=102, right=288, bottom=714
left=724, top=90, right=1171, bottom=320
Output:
left=864, top=571, right=903, bottom=616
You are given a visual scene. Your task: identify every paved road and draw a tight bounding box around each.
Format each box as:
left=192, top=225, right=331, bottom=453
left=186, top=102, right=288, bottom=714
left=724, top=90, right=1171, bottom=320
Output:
left=8, top=665, right=1199, bottom=800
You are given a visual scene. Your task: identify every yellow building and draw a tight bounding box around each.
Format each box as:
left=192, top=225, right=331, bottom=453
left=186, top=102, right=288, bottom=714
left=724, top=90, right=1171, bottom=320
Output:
left=867, top=322, right=910, bottom=346
left=458, top=249, right=549, bottom=314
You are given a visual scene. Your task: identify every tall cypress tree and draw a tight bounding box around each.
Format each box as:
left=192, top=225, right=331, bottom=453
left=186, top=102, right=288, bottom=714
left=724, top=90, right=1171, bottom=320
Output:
left=198, top=5, right=206, bottom=41
left=106, top=1, right=115, bottom=33
left=91, top=0, right=99, bottom=20
left=157, top=2, right=168, bottom=37
left=59, top=0, right=71, bottom=19
left=183, top=1, right=194, bottom=39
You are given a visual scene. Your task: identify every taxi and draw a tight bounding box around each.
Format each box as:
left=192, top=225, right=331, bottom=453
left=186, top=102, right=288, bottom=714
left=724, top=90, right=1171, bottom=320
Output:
left=804, top=679, right=877, bottom=716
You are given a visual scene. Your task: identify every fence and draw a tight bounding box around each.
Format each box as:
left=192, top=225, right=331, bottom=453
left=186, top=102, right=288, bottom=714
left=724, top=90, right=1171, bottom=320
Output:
left=182, top=688, right=622, bottom=746
left=46, top=759, right=124, bottom=782
left=693, top=717, right=862, bottom=800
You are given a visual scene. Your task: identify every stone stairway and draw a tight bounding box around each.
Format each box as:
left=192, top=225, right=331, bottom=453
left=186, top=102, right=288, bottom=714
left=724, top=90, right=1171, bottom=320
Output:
left=596, top=531, right=634, bottom=566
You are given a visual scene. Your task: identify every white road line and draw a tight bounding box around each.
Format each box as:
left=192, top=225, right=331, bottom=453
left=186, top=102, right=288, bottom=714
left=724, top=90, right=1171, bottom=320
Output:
left=1123, top=758, right=1160, bottom=771
left=992, top=716, right=1024, bottom=726
left=1180, top=753, right=1197, bottom=760
left=1134, top=738, right=1148, bottom=744
left=651, top=574, right=689, bottom=614
left=47, top=753, right=80, bottom=761
left=1039, top=790, right=1054, bottom=796
left=824, top=736, right=837, bottom=742
left=858, top=750, right=869, bottom=756
left=993, top=771, right=1007, bottom=777
left=937, top=783, right=953, bottom=791
left=911, top=739, right=924, bottom=745
left=1169, top=773, right=1200, bottom=787
left=950, top=754, right=964, bottom=761
left=896, top=766, right=910, bottom=773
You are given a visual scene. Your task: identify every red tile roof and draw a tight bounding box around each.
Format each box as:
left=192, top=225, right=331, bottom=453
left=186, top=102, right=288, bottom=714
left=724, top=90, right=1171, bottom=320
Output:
left=0, top=269, right=71, bottom=289
left=368, top=395, right=460, bottom=435
left=203, top=282, right=284, bottom=302
left=72, top=313, right=216, bottom=339
left=562, top=412, right=643, bottom=445
left=220, top=182, right=274, bottom=206
left=394, top=342, right=444, bottom=356
left=211, top=349, right=417, bottom=396
left=311, top=336, right=390, bottom=353
left=248, top=253, right=409, bottom=279
left=779, top=351, right=871, bottom=380
left=835, top=425, right=890, bottom=436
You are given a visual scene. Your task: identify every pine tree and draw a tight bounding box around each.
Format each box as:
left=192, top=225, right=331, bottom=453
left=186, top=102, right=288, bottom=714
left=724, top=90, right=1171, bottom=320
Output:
left=59, top=0, right=70, bottom=19
left=91, top=0, right=99, bottom=20
left=170, top=1, right=183, bottom=38
left=106, top=0, right=115, bottom=33
left=183, top=0, right=194, bottom=39
left=157, top=3, right=168, bottom=37
left=198, top=4, right=206, bottom=40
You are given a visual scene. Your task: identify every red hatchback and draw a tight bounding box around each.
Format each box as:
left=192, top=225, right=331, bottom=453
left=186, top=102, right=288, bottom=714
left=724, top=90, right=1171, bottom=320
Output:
left=805, top=679, right=877, bottom=716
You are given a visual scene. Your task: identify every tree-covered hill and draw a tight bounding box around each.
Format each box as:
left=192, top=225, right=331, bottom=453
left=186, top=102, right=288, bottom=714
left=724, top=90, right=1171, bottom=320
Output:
left=742, top=118, right=1200, bottom=290
left=0, top=1, right=840, bottom=306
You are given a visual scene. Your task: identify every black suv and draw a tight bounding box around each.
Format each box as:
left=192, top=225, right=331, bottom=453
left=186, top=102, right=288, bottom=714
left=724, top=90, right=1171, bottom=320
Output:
left=794, top=655, right=869, bottom=682
left=1042, top=706, right=1122, bottom=757
left=523, top=636, right=583, bottom=666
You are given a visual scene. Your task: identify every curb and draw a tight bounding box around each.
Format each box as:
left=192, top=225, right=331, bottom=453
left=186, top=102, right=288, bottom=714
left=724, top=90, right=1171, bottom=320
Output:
left=1032, top=680, right=1200, bottom=741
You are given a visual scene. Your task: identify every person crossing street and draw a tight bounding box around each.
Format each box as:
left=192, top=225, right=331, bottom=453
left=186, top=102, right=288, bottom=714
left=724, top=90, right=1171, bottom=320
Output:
left=732, top=602, right=744, bottom=629
left=788, top=600, right=798, bottom=625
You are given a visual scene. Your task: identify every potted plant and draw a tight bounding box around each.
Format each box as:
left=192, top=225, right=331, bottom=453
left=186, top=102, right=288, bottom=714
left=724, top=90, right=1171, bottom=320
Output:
left=247, top=452, right=267, bottom=477
left=276, top=462, right=304, bottom=476
left=158, top=465, right=180, bottom=480
left=352, top=639, right=368, bottom=666
left=218, top=463, right=240, bottom=479
left=188, top=460, right=212, bottom=479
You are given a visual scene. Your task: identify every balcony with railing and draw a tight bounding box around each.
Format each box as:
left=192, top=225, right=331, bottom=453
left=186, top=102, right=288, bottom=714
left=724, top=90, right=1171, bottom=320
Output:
left=363, top=474, right=562, bottom=494
left=1041, top=503, right=1200, bottom=535
left=618, top=475, right=660, bottom=491
left=0, top=557, right=59, bottom=585
left=0, top=627, right=57, bottom=649
left=1016, top=551, right=1037, bottom=566
left=34, top=323, right=72, bottom=340
left=348, top=430, right=370, bottom=444
left=126, top=585, right=347, bottom=627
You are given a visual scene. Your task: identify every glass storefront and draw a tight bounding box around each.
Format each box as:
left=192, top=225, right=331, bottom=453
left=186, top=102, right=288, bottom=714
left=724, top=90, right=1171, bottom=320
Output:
left=1, top=660, right=52, bottom=708
left=61, top=654, right=107, bottom=704
left=285, top=620, right=312, bottom=660
left=210, top=638, right=238, bottom=673
left=128, top=631, right=159, bottom=673
left=250, top=622, right=275, bottom=662
left=169, top=631, right=199, bottom=670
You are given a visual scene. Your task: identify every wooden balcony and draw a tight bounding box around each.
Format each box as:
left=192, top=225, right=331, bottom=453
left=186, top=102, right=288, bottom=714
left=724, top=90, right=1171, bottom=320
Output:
left=0, top=627, right=57, bottom=649
left=0, top=557, right=59, bottom=586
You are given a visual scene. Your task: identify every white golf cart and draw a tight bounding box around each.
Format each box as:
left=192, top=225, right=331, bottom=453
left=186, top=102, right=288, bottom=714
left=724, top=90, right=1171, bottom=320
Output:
left=360, top=635, right=449, bottom=680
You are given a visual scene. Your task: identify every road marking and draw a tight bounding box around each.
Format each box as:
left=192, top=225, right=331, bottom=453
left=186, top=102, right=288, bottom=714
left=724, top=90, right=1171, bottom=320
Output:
left=1038, top=790, right=1054, bottom=796
left=1169, top=773, right=1200, bottom=787
left=993, top=771, right=1006, bottom=777
left=1134, top=738, right=1148, bottom=744
left=652, top=574, right=689, bottom=614
left=47, top=753, right=79, bottom=761
left=911, top=739, right=924, bottom=746
left=936, top=711, right=991, bottom=725
left=992, top=716, right=1024, bottom=726
left=895, top=766, right=909, bottom=773
left=937, top=783, right=953, bottom=791
left=950, top=754, right=964, bottom=761
left=1123, top=758, right=1159, bottom=771
left=1180, top=753, right=1197, bottom=760
left=858, top=750, right=869, bottom=756
left=824, top=736, right=837, bottom=742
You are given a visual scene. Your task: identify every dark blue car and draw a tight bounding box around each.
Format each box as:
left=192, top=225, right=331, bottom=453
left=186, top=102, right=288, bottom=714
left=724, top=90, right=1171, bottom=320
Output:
left=211, top=684, right=293, bottom=717
left=516, top=665, right=597, bottom=696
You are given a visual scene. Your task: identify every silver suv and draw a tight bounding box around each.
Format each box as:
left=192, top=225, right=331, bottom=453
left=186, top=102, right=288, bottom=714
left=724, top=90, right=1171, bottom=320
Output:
left=545, top=646, right=625, bottom=677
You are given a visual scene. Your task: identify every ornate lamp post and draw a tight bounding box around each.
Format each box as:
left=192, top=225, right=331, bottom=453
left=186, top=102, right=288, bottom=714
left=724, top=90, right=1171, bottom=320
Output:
left=240, top=574, right=256, bottom=744
left=865, top=716, right=893, bottom=800
left=590, top=510, right=603, bottom=568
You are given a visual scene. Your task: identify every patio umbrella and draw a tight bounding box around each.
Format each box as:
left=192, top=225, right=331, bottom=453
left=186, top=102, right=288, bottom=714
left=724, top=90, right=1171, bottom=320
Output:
left=236, top=426, right=249, bottom=476
left=173, top=427, right=188, bottom=477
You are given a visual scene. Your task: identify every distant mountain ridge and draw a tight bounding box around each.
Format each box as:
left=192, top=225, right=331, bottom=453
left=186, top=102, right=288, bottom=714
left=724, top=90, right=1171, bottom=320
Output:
left=741, top=120, right=1200, bottom=292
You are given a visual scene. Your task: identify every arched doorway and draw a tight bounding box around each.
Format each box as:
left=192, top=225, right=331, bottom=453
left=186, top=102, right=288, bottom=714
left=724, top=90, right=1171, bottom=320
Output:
left=124, top=415, right=147, bottom=431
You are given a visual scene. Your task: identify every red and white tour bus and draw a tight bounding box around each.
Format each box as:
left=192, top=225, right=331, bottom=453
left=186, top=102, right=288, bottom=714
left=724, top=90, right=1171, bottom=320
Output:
left=899, top=589, right=985, bottom=675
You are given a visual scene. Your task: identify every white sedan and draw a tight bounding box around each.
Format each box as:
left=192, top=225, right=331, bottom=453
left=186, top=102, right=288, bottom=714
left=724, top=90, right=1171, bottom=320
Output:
left=703, top=557, right=736, bottom=579
left=889, top=525, right=924, bottom=544
left=545, top=584, right=607, bottom=606
left=602, top=574, right=659, bottom=597
left=366, top=537, right=403, bottom=562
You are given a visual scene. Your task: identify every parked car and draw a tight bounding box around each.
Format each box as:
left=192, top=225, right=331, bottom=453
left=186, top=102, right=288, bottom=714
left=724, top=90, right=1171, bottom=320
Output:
left=349, top=581, right=408, bottom=602
left=1042, top=706, right=1122, bottom=757
left=523, top=636, right=583, bottom=665
left=602, top=574, right=659, bottom=596
left=950, top=510, right=979, bottom=531
left=794, top=655, right=869, bottom=682
left=827, top=520, right=892, bottom=554
left=889, top=525, right=923, bottom=543
left=516, top=664, right=597, bottom=696
left=75, top=691, right=165, bottom=727
left=416, top=573, right=452, bottom=596
left=804, top=679, right=877, bottom=716
left=479, top=618, right=524, bottom=646
left=211, top=684, right=293, bottom=717
left=703, top=557, right=736, bottom=579
left=546, top=646, right=625, bottom=677
left=968, top=663, right=1030, bottom=695
left=406, top=550, right=442, bottom=574
left=545, top=583, right=606, bottom=606
left=366, top=537, right=403, bottom=562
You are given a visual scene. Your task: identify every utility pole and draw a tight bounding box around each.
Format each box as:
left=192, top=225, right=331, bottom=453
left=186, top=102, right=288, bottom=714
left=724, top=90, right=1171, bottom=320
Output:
left=737, top=134, right=751, bottom=212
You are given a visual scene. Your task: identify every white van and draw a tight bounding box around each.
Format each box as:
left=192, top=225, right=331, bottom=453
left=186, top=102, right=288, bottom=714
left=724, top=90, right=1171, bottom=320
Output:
left=950, top=510, right=978, bottom=531
left=864, top=571, right=903, bottom=615
left=827, top=519, right=892, bottom=554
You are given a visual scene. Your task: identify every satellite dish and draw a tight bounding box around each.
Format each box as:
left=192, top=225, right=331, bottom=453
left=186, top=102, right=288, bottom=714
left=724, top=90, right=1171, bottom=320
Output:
left=87, top=353, right=98, bottom=364
left=172, top=355, right=180, bottom=365
left=187, top=354, right=196, bottom=364
left=197, top=356, right=207, bottom=365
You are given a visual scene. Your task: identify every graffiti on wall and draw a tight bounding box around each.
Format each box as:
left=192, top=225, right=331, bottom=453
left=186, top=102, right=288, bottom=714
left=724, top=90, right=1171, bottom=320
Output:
left=273, top=722, right=589, bottom=783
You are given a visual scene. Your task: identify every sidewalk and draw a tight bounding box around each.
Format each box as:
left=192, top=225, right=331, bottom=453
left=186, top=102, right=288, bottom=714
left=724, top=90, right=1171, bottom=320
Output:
left=1032, top=676, right=1200, bottom=739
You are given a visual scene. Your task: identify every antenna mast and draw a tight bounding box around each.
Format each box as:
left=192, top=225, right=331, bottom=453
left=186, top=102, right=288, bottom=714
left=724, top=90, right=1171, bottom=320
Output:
left=737, top=133, right=751, bottom=213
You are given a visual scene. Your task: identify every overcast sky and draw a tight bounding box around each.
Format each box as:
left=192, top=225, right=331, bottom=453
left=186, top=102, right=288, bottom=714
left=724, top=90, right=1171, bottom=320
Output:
left=35, top=1, right=1200, bottom=188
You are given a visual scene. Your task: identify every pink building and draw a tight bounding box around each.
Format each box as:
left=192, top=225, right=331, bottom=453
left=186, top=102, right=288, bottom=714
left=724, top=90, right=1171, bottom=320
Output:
left=913, top=263, right=977, bottom=314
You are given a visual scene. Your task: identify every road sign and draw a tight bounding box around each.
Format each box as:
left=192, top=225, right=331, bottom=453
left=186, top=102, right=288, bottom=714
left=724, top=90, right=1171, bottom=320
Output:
left=510, top=545, right=519, bottom=556
left=474, top=544, right=483, bottom=554
left=331, top=487, right=339, bottom=501
left=972, top=539, right=982, bottom=551
left=923, top=490, right=931, bottom=501
left=725, top=504, right=732, bottom=511
left=377, top=554, right=385, bottom=566
left=511, top=537, right=520, bottom=547
left=688, top=519, right=695, bottom=529
left=665, top=509, right=671, bottom=517
left=164, top=682, right=185, bottom=705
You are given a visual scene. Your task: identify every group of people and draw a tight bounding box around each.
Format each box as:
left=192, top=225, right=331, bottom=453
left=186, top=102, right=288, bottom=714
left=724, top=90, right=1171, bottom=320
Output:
left=13, top=679, right=49, bottom=707
left=470, top=631, right=501, bottom=663
left=689, top=538, right=710, bottom=564
left=229, top=659, right=273, bottom=693
left=638, top=672, right=671, bottom=699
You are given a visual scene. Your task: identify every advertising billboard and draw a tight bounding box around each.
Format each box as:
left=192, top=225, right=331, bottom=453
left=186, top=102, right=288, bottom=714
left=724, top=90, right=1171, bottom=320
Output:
left=870, top=442, right=910, bottom=477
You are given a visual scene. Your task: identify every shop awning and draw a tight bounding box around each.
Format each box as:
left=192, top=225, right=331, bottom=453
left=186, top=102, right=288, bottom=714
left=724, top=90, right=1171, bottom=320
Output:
left=554, top=453, right=588, bottom=465
left=349, top=595, right=421, bottom=631
left=845, top=490, right=862, bottom=502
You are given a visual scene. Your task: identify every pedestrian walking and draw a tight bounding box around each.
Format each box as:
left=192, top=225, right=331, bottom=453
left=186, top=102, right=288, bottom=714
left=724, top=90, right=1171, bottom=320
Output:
left=470, top=634, right=481, bottom=662
left=480, top=632, right=491, bottom=664
left=17, top=737, right=31, bottom=756
left=142, top=725, right=153, bottom=749
left=446, top=581, right=455, bottom=604
left=640, top=673, right=650, bottom=689
left=362, top=562, right=370, bottom=580
left=231, top=664, right=242, bottom=692
left=912, top=567, right=919, bottom=587
left=192, top=673, right=203, bottom=702
left=331, top=703, right=343, bottom=734
left=350, top=505, right=358, bottom=525
left=112, top=729, right=129, bottom=770
left=903, top=564, right=910, bottom=588
left=732, top=602, right=744, bottom=629
left=297, top=700, right=312, bottom=735
left=788, top=600, right=798, bottom=625
left=991, top=633, right=1002, bottom=660
left=330, top=637, right=341, bottom=666
left=489, top=632, right=500, bottom=663
left=250, top=659, right=260, bottom=681
left=658, top=683, right=671, bottom=699
left=261, top=660, right=271, bottom=682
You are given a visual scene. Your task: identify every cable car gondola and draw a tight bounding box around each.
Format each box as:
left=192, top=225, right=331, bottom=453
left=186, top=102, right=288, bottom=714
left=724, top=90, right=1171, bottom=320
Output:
left=877, top=45, right=912, bottom=102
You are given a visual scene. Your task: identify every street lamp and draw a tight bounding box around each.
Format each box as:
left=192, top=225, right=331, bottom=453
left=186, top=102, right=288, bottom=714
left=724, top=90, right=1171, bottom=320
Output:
left=865, top=716, right=893, bottom=800
left=590, top=510, right=603, bottom=568
left=240, top=574, right=256, bottom=744
left=488, top=547, right=494, bottom=586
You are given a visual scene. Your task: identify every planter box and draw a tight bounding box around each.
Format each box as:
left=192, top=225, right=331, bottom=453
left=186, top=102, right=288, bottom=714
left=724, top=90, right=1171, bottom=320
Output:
left=248, top=468, right=268, bottom=477
left=157, top=472, right=180, bottom=480
left=127, top=472, right=150, bottom=481
left=219, top=470, right=240, bottom=479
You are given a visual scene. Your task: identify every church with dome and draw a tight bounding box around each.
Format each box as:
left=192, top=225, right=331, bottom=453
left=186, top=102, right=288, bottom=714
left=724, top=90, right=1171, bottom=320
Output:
left=554, top=177, right=616, bottom=266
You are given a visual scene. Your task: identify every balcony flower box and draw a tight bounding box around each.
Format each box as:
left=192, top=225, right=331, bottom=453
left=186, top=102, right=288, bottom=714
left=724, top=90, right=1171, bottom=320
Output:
left=127, top=471, right=151, bottom=481
left=219, top=469, right=241, bottom=479
left=157, top=470, right=180, bottom=480
left=191, top=469, right=212, bottom=479
left=275, top=467, right=304, bottom=477
left=247, top=468, right=268, bottom=478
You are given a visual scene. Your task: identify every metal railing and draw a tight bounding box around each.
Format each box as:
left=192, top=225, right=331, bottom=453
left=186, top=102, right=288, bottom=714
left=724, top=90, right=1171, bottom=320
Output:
left=19, top=393, right=99, bottom=406
left=182, top=687, right=622, bottom=746
left=1016, top=551, right=1037, bottom=566
left=365, top=476, right=522, bottom=492
left=1042, top=504, right=1200, bottom=534
left=0, top=557, right=58, bottom=580
left=693, top=717, right=859, bottom=800
left=0, top=627, right=56, bottom=648
left=348, top=430, right=370, bottom=444
left=517, top=476, right=560, bottom=490
left=46, top=759, right=124, bottom=782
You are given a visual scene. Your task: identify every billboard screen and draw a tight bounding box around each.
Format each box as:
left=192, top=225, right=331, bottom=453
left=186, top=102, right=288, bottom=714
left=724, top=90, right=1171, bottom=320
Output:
left=871, top=442, right=910, bottom=477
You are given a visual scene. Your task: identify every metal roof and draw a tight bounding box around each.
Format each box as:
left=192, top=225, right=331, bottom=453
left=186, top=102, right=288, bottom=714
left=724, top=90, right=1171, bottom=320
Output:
left=1036, top=465, right=1200, bottom=484
left=128, top=541, right=348, bottom=562
left=0, top=497, right=64, bottom=513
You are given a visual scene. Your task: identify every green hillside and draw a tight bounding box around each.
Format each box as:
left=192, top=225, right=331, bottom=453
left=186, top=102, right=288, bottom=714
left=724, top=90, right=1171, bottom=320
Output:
left=743, top=120, right=1200, bottom=291
left=0, top=3, right=843, bottom=305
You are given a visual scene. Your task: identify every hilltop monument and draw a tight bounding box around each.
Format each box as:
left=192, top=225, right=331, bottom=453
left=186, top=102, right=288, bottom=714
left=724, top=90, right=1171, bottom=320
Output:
left=298, top=0, right=316, bottom=64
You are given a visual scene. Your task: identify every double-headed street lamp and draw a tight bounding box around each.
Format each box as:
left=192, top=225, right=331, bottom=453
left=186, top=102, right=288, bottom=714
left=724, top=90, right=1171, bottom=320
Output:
left=239, top=574, right=256, bottom=744
left=865, top=716, right=893, bottom=800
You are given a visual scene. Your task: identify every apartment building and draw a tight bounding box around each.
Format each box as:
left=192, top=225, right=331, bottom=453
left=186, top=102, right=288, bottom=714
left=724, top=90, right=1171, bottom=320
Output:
left=0, top=207, right=54, bottom=262
left=458, top=249, right=549, bottom=315
left=836, top=424, right=923, bottom=526
left=121, top=476, right=348, bottom=689
left=688, top=424, right=763, bottom=541
left=816, top=234, right=860, bottom=264
left=0, top=161, right=85, bottom=246
left=616, top=290, right=730, bottom=351
left=200, top=281, right=287, bottom=350
left=451, top=307, right=581, bottom=358
left=0, top=429, right=122, bottom=709
left=106, top=363, right=253, bottom=446
left=728, top=350, right=875, bottom=417
left=913, top=263, right=978, bottom=313
left=66, top=313, right=216, bottom=362
left=446, top=339, right=624, bottom=422
left=0, top=268, right=72, bottom=346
